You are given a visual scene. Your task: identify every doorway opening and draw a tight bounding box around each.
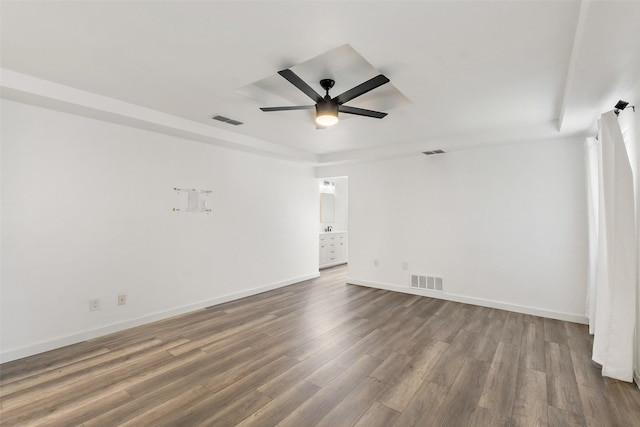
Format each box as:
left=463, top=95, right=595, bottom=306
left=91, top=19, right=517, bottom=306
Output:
left=318, top=176, right=348, bottom=269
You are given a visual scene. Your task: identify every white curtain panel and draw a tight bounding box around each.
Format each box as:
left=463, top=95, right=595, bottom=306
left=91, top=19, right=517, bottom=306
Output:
left=587, top=111, right=637, bottom=382
left=585, top=136, right=599, bottom=335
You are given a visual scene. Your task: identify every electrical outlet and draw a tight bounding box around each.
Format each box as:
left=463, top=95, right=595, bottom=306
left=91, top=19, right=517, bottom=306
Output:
left=373, top=259, right=379, bottom=267
left=117, top=294, right=127, bottom=306
left=402, top=261, right=408, bottom=270
left=89, top=299, right=100, bottom=311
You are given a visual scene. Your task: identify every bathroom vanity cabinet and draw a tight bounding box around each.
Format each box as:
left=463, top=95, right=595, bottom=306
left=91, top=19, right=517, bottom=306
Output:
left=319, top=232, right=348, bottom=268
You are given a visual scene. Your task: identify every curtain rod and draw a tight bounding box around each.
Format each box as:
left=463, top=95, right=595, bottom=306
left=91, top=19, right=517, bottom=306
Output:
left=593, top=100, right=635, bottom=140
left=614, top=100, right=635, bottom=116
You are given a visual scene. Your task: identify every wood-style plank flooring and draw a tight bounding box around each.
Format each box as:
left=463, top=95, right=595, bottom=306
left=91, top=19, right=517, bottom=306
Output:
left=1, top=265, right=639, bottom=426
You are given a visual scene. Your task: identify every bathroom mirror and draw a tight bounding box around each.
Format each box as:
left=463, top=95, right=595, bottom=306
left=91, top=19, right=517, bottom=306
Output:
left=320, top=193, right=335, bottom=222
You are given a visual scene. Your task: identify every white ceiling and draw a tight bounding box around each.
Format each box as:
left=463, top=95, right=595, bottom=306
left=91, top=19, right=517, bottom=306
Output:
left=1, top=1, right=639, bottom=164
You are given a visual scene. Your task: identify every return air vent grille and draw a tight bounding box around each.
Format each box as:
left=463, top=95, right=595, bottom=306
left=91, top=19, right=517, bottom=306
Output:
left=410, top=274, right=444, bottom=291
left=422, top=150, right=446, bottom=155
left=212, top=115, right=244, bottom=126
left=419, top=276, right=427, bottom=289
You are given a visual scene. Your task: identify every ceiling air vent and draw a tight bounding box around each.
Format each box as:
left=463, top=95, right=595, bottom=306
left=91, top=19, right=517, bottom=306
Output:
left=422, top=149, right=446, bottom=155
left=212, top=115, right=243, bottom=126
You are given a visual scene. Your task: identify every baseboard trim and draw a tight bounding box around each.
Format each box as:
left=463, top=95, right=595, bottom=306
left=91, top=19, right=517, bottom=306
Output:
left=347, top=277, right=589, bottom=324
left=320, top=261, right=347, bottom=270
left=0, top=272, right=320, bottom=363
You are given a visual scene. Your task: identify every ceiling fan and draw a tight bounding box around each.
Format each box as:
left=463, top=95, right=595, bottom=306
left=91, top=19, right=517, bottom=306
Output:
left=260, top=69, right=390, bottom=127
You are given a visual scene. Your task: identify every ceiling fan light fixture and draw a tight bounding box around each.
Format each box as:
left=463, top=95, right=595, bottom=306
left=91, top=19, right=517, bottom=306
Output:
left=315, top=101, right=339, bottom=127
left=260, top=70, right=389, bottom=126
left=315, top=113, right=339, bottom=127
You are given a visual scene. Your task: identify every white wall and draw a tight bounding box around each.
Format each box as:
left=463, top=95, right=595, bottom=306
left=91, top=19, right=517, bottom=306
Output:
left=318, top=138, right=589, bottom=322
left=0, top=100, right=319, bottom=362
left=319, top=176, right=348, bottom=233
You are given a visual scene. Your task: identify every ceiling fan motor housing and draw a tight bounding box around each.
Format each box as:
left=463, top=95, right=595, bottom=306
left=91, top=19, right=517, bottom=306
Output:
left=316, top=99, right=339, bottom=116
left=318, top=80, right=338, bottom=117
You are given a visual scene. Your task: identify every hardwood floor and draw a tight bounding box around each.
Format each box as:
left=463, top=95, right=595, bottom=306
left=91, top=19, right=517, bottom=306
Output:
left=1, top=265, right=639, bottom=426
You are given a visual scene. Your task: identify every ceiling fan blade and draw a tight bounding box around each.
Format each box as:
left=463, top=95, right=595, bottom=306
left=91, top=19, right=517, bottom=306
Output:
left=260, top=105, right=315, bottom=112
left=333, top=74, right=390, bottom=105
left=339, top=105, right=388, bottom=119
left=278, top=69, right=324, bottom=103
